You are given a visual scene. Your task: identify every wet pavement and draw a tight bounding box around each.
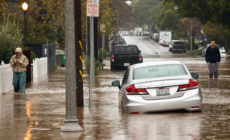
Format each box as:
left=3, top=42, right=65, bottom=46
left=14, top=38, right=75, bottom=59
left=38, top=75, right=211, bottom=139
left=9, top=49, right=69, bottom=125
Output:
left=1, top=37, right=230, bottom=139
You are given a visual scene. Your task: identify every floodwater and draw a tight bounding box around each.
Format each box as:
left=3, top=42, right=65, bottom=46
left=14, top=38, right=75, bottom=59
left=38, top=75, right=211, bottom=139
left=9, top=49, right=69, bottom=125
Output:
left=1, top=55, right=230, bottom=140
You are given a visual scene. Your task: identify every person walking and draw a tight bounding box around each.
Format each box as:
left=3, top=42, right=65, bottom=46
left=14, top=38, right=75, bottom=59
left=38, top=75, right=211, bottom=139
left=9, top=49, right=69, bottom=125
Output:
left=205, top=41, right=221, bottom=79
left=10, top=47, right=29, bottom=93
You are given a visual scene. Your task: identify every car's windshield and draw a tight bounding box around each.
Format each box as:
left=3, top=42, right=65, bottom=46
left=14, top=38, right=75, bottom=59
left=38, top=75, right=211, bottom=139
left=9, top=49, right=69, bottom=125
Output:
left=134, top=64, right=187, bottom=80
left=174, top=42, right=184, bottom=45
left=164, top=39, right=171, bottom=42
left=113, top=46, right=139, bottom=54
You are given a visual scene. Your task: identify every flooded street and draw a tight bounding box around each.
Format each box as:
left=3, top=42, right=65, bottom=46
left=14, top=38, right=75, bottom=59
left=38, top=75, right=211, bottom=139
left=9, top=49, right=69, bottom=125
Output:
left=1, top=37, right=230, bottom=140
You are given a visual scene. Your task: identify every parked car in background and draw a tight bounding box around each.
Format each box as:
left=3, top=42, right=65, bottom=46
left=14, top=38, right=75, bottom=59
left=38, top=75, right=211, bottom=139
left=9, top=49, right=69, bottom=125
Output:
left=142, top=29, right=150, bottom=36
left=112, top=61, right=202, bottom=114
left=122, top=31, right=129, bottom=36
left=159, top=38, right=172, bottom=46
left=138, top=31, right=142, bottom=36
left=129, top=30, right=135, bottom=36
left=219, top=47, right=226, bottom=58
left=152, top=33, right=159, bottom=42
left=149, top=32, right=154, bottom=39
left=110, top=45, right=143, bottom=70
left=134, top=30, right=139, bottom=36
left=111, top=37, right=126, bottom=48
left=202, top=44, right=226, bottom=58
left=169, top=40, right=186, bottom=53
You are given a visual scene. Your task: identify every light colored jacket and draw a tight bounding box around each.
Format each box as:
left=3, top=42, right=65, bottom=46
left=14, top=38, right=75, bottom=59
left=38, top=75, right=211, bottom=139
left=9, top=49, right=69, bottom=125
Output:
left=10, top=47, right=29, bottom=72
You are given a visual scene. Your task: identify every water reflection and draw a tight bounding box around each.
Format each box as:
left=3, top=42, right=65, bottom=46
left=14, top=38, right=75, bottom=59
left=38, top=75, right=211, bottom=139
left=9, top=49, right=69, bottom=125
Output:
left=125, top=114, right=201, bottom=140
left=208, top=79, right=220, bottom=88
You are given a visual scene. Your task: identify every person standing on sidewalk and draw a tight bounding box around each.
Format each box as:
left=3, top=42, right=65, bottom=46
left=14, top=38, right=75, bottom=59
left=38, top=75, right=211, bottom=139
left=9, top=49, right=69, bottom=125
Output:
left=205, top=41, right=221, bottom=79
left=10, top=47, right=29, bottom=93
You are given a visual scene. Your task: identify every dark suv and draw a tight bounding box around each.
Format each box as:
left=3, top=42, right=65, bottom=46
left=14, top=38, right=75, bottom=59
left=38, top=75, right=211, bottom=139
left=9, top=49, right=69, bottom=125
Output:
left=110, top=45, right=143, bottom=70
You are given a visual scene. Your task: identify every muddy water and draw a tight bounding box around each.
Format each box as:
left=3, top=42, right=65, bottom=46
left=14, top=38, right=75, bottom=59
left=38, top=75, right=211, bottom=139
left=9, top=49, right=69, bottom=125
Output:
left=1, top=56, right=230, bottom=140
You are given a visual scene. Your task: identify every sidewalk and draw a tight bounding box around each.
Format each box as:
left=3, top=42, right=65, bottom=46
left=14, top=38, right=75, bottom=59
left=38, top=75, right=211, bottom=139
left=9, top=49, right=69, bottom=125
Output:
left=0, top=66, right=124, bottom=140
left=0, top=68, right=69, bottom=140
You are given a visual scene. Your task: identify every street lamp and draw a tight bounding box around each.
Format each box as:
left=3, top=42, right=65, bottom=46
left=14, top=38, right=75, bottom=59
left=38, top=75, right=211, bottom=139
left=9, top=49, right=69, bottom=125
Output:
left=22, top=2, right=28, bottom=45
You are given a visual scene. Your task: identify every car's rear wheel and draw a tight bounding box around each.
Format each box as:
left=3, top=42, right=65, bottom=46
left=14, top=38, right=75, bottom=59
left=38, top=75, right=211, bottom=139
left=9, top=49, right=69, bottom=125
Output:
left=110, top=64, right=115, bottom=70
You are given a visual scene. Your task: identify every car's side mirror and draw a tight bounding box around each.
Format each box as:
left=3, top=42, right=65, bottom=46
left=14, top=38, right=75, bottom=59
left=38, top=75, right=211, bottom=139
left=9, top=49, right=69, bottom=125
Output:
left=191, top=73, right=199, bottom=79
left=139, top=50, right=141, bottom=54
left=112, top=80, right=121, bottom=89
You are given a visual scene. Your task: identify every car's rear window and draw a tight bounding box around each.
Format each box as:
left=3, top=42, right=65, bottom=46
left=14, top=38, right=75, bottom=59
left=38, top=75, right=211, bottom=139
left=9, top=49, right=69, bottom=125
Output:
left=134, top=64, right=187, bottom=80
left=174, top=42, right=185, bottom=45
left=113, top=46, right=139, bottom=54
left=218, top=47, right=224, bottom=51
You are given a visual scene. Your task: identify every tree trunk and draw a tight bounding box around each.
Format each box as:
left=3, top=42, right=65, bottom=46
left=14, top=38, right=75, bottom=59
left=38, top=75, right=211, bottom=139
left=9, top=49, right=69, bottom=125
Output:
left=74, top=0, right=84, bottom=107
left=105, top=35, right=109, bottom=52
left=99, top=34, right=102, bottom=49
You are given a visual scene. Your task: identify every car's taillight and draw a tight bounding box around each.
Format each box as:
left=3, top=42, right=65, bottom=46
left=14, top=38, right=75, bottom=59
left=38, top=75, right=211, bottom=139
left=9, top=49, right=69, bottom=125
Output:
left=112, top=55, right=114, bottom=62
left=221, top=52, right=226, bottom=54
left=139, top=55, right=142, bottom=61
left=178, top=79, right=198, bottom=91
left=126, top=85, right=148, bottom=95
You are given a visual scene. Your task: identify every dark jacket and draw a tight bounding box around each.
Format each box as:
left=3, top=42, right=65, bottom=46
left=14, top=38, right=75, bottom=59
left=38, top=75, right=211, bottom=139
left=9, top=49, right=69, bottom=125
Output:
left=205, top=46, right=221, bottom=63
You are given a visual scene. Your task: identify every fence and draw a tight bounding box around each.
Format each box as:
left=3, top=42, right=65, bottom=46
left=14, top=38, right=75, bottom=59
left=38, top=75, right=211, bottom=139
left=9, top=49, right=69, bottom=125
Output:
left=44, top=43, right=56, bottom=72
left=33, top=57, right=48, bottom=79
left=0, top=62, right=13, bottom=95
left=25, top=42, right=56, bottom=72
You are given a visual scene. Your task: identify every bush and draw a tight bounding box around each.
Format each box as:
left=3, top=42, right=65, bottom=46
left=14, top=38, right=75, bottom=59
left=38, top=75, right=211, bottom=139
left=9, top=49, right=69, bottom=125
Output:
left=21, top=46, right=37, bottom=61
left=227, top=49, right=230, bottom=54
left=185, top=41, right=199, bottom=50
left=98, top=49, right=108, bottom=63
left=85, top=58, right=105, bottom=75
left=0, top=16, right=23, bottom=64
left=186, top=50, right=202, bottom=55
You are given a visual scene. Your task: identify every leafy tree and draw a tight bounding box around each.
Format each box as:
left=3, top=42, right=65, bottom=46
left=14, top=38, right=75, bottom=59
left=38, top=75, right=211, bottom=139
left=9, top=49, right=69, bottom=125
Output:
left=177, top=18, right=202, bottom=49
left=149, top=2, right=163, bottom=25
left=163, top=0, right=230, bottom=49
left=131, top=0, right=160, bottom=26
left=163, top=0, right=230, bottom=28
left=11, top=0, right=65, bottom=46
left=157, top=2, right=180, bottom=31
left=0, top=16, right=23, bottom=64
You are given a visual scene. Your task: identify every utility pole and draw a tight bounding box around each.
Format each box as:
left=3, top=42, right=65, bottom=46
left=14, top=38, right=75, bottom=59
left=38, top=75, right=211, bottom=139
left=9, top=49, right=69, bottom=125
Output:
left=74, top=0, right=84, bottom=107
left=87, top=17, right=90, bottom=57
left=60, top=0, right=82, bottom=132
left=94, top=17, right=98, bottom=59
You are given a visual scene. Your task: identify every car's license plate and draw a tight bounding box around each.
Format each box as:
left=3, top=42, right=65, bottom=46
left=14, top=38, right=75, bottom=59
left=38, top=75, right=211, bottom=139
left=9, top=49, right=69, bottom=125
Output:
left=156, top=88, right=170, bottom=96
left=124, top=63, right=130, bottom=66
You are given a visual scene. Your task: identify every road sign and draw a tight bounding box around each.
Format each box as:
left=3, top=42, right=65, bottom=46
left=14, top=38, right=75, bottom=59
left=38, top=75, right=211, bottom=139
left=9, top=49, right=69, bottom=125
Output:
left=87, top=0, right=99, bottom=17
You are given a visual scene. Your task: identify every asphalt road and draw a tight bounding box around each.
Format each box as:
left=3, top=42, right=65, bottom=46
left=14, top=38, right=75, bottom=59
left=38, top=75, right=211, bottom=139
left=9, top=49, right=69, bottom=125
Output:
left=123, top=36, right=171, bottom=56
left=1, top=36, right=230, bottom=140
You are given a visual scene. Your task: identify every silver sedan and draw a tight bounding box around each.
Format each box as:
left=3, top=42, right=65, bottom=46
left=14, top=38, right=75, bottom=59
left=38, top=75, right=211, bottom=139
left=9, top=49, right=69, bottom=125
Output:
left=112, top=61, right=202, bottom=114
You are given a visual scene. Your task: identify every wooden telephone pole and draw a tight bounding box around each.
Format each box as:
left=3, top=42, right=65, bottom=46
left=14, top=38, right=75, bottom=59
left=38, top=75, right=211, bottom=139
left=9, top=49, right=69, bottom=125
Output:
left=74, top=0, right=84, bottom=107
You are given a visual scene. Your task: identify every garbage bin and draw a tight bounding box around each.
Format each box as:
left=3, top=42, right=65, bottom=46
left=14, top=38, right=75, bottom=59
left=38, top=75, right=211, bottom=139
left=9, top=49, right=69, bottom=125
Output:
left=60, top=54, right=65, bottom=67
